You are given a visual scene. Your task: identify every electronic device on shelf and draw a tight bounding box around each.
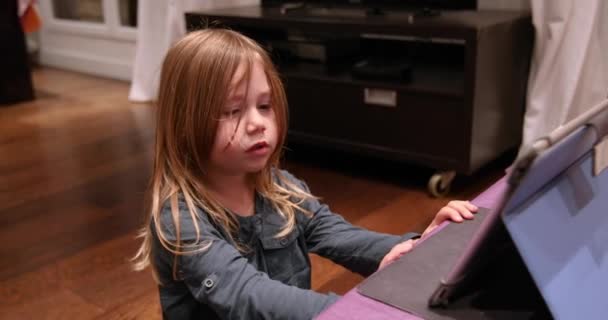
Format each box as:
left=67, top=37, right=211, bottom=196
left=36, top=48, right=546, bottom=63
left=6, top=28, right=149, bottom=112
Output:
left=351, top=58, right=412, bottom=82
left=269, top=33, right=360, bottom=63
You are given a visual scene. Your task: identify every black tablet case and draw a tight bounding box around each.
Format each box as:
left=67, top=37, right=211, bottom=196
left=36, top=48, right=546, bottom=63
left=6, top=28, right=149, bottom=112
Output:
left=357, top=207, right=551, bottom=320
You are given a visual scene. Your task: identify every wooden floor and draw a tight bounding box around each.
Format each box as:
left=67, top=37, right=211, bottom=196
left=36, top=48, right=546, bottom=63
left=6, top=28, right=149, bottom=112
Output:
left=0, top=68, right=506, bottom=319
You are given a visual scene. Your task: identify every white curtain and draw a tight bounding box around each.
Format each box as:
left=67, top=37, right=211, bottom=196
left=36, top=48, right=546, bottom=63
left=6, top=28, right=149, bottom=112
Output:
left=128, top=0, right=259, bottom=102
left=522, top=0, right=608, bottom=148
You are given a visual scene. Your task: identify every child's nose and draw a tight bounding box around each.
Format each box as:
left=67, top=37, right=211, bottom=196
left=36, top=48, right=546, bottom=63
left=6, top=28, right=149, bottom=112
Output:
left=245, top=108, right=266, bottom=134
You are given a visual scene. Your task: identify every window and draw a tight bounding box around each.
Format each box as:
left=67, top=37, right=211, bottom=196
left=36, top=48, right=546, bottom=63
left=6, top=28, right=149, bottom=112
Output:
left=44, top=0, right=137, bottom=40
left=52, top=0, right=104, bottom=23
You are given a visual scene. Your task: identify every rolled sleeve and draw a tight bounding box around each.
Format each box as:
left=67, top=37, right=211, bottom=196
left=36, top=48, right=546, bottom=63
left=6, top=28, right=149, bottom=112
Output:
left=279, top=170, right=419, bottom=276
left=304, top=202, right=419, bottom=276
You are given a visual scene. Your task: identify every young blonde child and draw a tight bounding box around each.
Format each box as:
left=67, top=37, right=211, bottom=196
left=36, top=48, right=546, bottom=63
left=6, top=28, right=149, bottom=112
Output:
left=133, top=29, right=477, bottom=320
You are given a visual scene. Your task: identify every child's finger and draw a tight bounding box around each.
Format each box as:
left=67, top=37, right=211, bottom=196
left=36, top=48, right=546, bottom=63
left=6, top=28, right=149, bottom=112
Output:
left=464, top=201, right=478, bottom=212
left=458, top=205, right=475, bottom=219
left=394, top=240, right=415, bottom=255
left=421, top=224, right=437, bottom=238
left=462, top=210, right=475, bottom=220
left=448, top=202, right=475, bottom=220
left=380, top=240, right=415, bottom=269
left=443, top=207, right=463, bottom=222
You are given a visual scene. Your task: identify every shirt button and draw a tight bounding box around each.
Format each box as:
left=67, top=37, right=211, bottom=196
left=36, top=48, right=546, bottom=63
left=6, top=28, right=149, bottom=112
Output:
left=255, top=218, right=262, bottom=226
left=279, top=237, right=289, bottom=246
left=203, top=278, right=214, bottom=288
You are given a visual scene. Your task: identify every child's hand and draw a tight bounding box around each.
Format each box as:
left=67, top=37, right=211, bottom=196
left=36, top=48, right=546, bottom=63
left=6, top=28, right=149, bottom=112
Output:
left=421, top=200, right=478, bottom=238
left=379, top=238, right=418, bottom=270
left=378, top=201, right=477, bottom=270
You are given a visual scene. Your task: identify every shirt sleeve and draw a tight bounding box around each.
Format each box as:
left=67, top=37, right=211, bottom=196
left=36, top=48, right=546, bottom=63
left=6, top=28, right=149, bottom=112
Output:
left=280, top=170, right=419, bottom=276
left=157, top=206, right=339, bottom=320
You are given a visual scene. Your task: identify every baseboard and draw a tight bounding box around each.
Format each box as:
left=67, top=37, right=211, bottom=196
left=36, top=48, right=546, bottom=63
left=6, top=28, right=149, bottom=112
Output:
left=40, top=48, right=132, bottom=81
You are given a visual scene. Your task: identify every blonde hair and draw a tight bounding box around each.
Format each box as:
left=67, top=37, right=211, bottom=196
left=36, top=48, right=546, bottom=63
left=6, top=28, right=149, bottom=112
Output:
left=133, top=29, right=314, bottom=281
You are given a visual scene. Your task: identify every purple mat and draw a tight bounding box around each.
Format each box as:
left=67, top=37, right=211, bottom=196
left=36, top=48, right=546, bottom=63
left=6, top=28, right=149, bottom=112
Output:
left=316, top=176, right=508, bottom=320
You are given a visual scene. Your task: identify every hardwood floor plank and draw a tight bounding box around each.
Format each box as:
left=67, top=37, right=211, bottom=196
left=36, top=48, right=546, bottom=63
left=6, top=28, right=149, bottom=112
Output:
left=0, top=235, right=150, bottom=309
left=1, top=288, right=104, bottom=320
left=92, top=291, right=162, bottom=320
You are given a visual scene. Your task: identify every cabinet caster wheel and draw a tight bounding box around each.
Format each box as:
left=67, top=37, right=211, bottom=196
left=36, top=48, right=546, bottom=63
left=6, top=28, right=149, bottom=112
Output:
left=428, top=171, right=456, bottom=197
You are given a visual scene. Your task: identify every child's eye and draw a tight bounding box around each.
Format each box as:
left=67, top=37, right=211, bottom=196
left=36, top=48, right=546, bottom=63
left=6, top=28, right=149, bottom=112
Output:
left=223, top=108, right=241, bottom=117
left=258, top=104, right=271, bottom=110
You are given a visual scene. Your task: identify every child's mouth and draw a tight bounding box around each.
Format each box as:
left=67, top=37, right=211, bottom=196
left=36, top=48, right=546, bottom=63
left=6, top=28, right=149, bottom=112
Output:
left=246, top=141, right=270, bottom=155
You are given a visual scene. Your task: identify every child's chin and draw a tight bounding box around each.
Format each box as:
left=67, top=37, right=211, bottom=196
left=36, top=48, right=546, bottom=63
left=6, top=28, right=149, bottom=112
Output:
left=244, top=161, right=270, bottom=173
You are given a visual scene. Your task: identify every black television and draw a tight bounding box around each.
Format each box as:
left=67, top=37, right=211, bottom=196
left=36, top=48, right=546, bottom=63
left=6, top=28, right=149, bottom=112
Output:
left=262, top=0, right=477, bottom=10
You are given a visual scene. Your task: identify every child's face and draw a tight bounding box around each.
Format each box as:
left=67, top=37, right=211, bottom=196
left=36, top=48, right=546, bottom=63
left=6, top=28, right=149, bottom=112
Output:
left=209, top=57, right=278, bottom=176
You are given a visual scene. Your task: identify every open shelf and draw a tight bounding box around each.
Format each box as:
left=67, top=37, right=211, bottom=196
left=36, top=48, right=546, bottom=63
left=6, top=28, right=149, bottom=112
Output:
left=279, top=61, right=465, bottom=97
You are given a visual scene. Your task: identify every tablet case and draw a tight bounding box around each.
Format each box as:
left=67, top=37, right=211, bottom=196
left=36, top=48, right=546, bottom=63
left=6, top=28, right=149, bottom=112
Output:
left=357, top=207, right=551, bottom=320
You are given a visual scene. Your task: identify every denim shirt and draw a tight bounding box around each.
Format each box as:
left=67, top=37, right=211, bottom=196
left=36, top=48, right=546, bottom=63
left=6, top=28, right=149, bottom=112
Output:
left=152, top=170, right=419, bottom=320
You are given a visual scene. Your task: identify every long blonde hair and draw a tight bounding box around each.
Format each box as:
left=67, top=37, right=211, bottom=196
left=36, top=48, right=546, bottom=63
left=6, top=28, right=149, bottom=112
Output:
left=133, top=29, right=314, bottom=280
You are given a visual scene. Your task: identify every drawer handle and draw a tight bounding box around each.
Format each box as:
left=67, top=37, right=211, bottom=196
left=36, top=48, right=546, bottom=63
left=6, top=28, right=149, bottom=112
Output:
left=364, top=88, right=397, bottom=108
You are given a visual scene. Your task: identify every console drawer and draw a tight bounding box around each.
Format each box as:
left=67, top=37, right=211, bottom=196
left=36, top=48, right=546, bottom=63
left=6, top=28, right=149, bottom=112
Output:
left=286, top=78, right=469, bottom=163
